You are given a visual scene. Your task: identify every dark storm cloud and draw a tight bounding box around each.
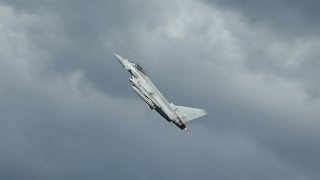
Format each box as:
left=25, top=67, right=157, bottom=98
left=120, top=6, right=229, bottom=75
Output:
left=201, top=0, right=320, bottom=175
left=203, top=0, right=320, bottom=99
left=1, top=0, right=165, bottom=97
left=0, top=0, right=319, bottom=180
left=205, top=0, right=320, bottom=35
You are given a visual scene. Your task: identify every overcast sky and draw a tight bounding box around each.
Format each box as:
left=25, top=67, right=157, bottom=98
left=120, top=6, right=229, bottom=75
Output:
left=0, top=0, right=319, bottom=179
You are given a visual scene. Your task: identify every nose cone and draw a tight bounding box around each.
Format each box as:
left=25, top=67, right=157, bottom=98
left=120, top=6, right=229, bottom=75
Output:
left=114, top=53, right=125, bottom=64
left=114, top=53, right=131, bottom=70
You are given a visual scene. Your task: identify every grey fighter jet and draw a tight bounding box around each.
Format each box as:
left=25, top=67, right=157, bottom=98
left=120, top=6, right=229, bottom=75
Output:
left=115, top=54, right=207, bottom=132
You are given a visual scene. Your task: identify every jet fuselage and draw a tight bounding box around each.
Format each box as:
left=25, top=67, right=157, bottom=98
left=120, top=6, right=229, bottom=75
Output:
left=115, top=54, right=187, bottom=130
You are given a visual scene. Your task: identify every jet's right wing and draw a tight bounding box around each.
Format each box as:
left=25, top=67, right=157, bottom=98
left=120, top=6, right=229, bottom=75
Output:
left=174, top=105, right=207, bottom=123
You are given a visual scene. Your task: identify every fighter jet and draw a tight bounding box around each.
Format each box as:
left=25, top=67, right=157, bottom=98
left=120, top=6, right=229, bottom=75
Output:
left=115, top=53, right=207, bottom=132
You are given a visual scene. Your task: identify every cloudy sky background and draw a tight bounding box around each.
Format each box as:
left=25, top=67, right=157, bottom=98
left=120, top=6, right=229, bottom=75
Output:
left=0, top=0, right=319, bottom=179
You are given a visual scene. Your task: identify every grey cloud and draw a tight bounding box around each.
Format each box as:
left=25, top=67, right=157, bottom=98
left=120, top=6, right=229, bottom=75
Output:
left=204, top=0, right=320, bottom=35
left=0, top=1, right=319, bottom=180
left=202, top=0, right=320, bottom=99
left=1, top=0, right=164, bottom=97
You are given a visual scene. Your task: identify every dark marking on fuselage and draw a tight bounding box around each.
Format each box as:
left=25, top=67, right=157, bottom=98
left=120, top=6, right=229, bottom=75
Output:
left=154, top=105, right=171, bottom=122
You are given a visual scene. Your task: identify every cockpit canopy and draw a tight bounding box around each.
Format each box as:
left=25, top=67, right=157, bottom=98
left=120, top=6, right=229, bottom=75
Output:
left=135, top=63, right=147, bottom=75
